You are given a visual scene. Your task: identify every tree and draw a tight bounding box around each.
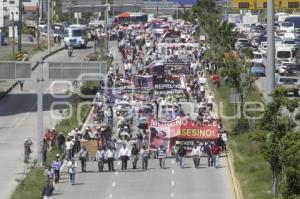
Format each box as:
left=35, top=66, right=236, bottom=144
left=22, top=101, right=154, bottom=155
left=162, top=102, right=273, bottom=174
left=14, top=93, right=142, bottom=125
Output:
left=251, top=88, right=298, bottom=197
left=281, top=131, right=300, bottom=199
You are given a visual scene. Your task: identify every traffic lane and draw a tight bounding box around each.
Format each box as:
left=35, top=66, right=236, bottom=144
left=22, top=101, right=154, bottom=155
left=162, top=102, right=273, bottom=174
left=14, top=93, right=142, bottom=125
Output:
left=0, top=94, right=67, bottom=199
left=173, top=157, right=232, bottom=199
left=46, top=44, right=95, bottom=62
left=0, top=45, right=94, bottom=199
left=53, top=161, right=117, bottom=199
left=54, top=157, right=232, bottom=199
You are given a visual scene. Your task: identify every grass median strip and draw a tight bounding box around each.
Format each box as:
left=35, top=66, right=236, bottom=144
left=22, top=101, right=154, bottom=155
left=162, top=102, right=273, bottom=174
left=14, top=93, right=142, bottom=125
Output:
left=11, top=84, right=94, bottom=199
left=208, top=77, right=273, bottom=199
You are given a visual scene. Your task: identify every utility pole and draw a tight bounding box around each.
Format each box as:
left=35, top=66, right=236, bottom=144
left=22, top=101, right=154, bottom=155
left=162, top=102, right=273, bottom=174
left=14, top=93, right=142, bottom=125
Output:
left=47, top=0, right=51, bottom=53
left=104, top=0, right=109, bottom=52
left=267, top=0, right=275, bottom=96
left=156, top=1, right=159, bottom=17
left=36, top=3, right=40, bottom=49
left=12, top=12, right=15, bottom=59
left=18, top=0, right=23, bottom=52
left=36, top=61, right=44, bottom=167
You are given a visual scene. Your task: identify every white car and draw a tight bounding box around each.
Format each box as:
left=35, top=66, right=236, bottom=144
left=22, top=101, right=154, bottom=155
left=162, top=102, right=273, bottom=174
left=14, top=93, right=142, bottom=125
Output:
left=277, top=61, right=293, bottom=75
left=251, top=52, right=264, bottom=63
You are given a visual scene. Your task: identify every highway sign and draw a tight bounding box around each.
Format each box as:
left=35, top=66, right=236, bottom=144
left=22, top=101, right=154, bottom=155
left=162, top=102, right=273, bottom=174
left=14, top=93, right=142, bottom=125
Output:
left=48, top=62, right=107, bottom=80
left=0, top=61, right=31, bottom=80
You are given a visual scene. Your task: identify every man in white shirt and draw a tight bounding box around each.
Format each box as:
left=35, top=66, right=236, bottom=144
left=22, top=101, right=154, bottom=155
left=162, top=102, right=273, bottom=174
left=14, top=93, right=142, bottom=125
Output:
left=105, top=147, right=115, bottom=172
left=119, top=144, right=130, bottom=170
left=207, top=93, right=214, bottom=111
left=65, top=138, right=74, bottom=161
left=191, top=144, right=201, bottom=168
left=198, top=75, right=207, bottom=85
left=199, top=84, right=205, bottom=97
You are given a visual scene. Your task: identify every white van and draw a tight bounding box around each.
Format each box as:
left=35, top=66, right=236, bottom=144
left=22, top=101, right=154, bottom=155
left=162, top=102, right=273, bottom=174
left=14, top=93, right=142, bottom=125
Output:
left=279, top=22, right=295, bottom=33
left=276, top=46, right=294, bottom=64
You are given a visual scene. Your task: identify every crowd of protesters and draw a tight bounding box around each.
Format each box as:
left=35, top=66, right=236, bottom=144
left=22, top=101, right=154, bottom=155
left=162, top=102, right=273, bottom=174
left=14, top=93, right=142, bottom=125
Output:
left=37, top=16, right=229, bottom=198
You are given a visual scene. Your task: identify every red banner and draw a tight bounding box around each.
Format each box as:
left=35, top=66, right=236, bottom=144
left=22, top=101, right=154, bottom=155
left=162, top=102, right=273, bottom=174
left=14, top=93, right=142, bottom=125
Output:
left=148, top=117, right=219, bottom=152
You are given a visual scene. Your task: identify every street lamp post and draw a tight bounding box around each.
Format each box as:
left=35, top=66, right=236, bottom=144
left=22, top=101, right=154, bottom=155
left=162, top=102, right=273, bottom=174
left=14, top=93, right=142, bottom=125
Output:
left=11, top=12, right=16, bottom=59
left=36, top=3, right=40, bottom=49
left=47, top=0, right=51, bottom=53
left=267, top=0, right=275, bottom=96
left=18, top=0, right=23, bottom=52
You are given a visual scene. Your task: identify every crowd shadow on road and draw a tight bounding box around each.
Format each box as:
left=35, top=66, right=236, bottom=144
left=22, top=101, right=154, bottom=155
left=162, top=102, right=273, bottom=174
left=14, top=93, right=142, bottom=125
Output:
left=0, top=93, right=70, bottom=116
left=72, top=182, right=85, bottom=186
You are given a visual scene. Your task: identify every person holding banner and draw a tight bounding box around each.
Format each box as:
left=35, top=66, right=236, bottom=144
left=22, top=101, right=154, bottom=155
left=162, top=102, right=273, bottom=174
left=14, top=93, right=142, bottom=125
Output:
left=157, top=145, right=166, bottom=169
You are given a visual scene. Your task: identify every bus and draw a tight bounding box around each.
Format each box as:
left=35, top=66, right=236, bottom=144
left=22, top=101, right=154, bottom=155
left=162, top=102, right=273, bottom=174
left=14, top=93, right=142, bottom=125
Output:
left=63, top=25, right=88, bottom=49
left=114, top=12, right=148, bottom=25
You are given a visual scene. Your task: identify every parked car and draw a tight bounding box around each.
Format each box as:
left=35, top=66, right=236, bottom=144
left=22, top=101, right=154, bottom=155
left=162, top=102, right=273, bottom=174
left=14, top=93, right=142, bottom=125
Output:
left=276, top=74, right=300, bottom=96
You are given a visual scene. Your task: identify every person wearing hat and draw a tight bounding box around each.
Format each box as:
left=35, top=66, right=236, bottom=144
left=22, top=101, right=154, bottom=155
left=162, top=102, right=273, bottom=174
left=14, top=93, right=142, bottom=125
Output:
left=24, top=138, right=32, bottom=163
left=52, top=154, right=62, bottom=183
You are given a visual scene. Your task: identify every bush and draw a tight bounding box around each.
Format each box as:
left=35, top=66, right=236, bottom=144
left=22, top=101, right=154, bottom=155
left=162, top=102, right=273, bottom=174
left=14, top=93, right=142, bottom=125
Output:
left=233, top=118, right=250, bottom=134
left=295, top=112, right=300, bottom=121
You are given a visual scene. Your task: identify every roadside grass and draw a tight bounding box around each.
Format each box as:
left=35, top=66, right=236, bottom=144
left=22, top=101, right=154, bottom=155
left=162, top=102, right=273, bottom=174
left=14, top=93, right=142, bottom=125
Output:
left=208, top=77, right=273, bottom=199
left=0, top=40, right=48, bottom=61
left=11, top=167, right=46, bottom=199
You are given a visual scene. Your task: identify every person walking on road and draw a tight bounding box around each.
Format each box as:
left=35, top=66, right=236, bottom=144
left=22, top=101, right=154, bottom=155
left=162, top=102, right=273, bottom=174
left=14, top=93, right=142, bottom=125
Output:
left=44, top=166, right=54, bottom=186
left=18, top=80, right=24, bottom=91
left=52, top=154, right=62, bottom=183
left=42, top=138, right=48, bottom=163
left=140, top=145, right=149, bottom=170
left=105, top=146, right=115, bottom=171
left=157, top=145, right=166, bottom=169
left=79, top=146, right=89, bottom=172
left=211, top=142, right=221, bottom=168
left=24, top=138, right=32, bottom=163
left=131, top=143, right=140, bottom=169
left=204, top=142, right=213, bottom=167
left=119, top=144, right=130, bottom=170
left=216, top=134, right=225, bottom=152
left=41, top=181, right=54, bottom=199
left=65, top=137, right=74, bottom=161
left=178, top=145, right=187, bottom=168
left=191, top=144, right=201, bottom=168
left=67, top=159, right=77, bottom=185
left=56, top=132, right=65, bottom=154
left=96, top=146, right=105, bottom=172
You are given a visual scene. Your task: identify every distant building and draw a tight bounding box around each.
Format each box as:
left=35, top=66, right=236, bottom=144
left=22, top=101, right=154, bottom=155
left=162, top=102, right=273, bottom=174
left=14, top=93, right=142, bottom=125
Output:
left=61, top=0, right=197, bottom=15
left=0, top=0, right=39, bottom=29
left=231, top=0, right=300, bottom=10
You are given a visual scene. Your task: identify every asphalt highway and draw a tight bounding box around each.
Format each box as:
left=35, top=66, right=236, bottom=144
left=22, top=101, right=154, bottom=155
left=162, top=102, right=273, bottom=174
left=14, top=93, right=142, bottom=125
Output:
left=54, top=157, right=232, bottom=199
left=0, top=44, right=95, bottom=199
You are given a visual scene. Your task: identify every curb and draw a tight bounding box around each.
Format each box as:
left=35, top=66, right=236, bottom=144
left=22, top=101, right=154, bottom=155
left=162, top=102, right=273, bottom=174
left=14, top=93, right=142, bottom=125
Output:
left=0, top=47, right=64, bottom=101
left=226, top=149, right=243, bottom=199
